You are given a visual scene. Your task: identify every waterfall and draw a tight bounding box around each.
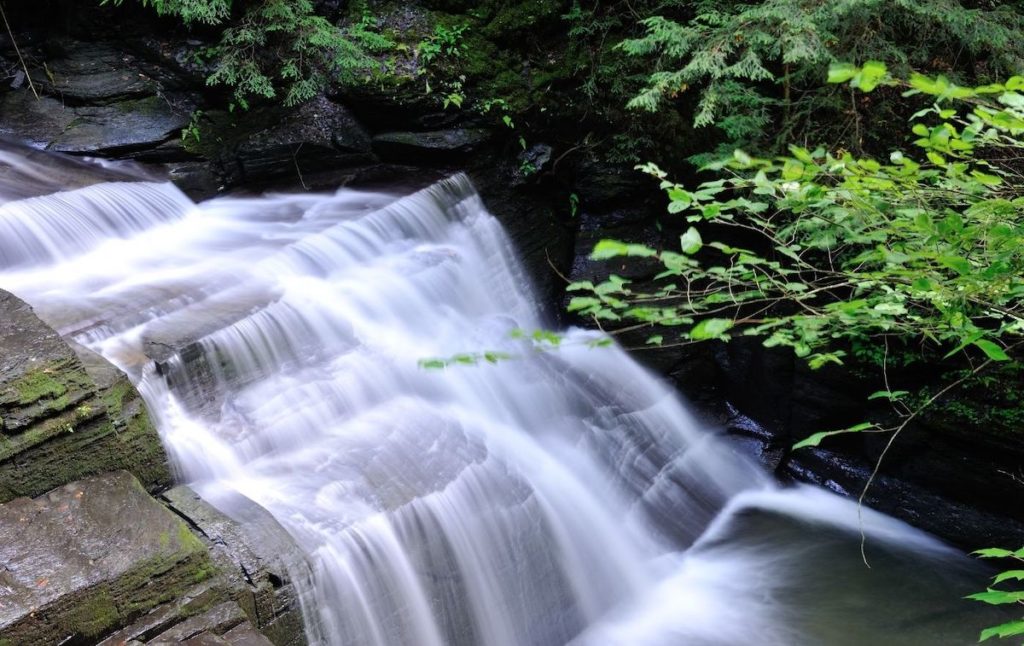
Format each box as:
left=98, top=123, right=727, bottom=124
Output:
left=0, top=150, right=1007, bottom=645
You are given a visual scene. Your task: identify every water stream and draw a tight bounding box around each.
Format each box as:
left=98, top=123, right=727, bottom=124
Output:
left=0, top=149, right=1006, bottom=645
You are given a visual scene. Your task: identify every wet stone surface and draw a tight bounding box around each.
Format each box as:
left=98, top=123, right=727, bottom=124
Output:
left=0, top=471, right=214, bottom=645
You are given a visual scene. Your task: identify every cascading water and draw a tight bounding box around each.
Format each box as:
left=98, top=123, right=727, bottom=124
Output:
left=0, top=148, right=1009, bottom=645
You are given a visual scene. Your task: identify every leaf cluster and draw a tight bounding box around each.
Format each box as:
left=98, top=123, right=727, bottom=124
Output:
left=574, top=64, right=1024, bottom=374
left=971, top=548, right=1024, bottom=641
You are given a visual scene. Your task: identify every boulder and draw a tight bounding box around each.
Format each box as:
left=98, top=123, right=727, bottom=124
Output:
left=0, top=471, right=215, bottom=644
left=227, top=96, right=374, bottom=184
left=49, top=95, right=193, bottom=154
left=0, top=289, right=170, bottom=502
left=0, top=92, right=77, bottom=150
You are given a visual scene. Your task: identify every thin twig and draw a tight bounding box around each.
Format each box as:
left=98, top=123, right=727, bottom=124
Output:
left=856, top=343, right=1020, bottom=566
left=0, top=2, right=38, bottom=100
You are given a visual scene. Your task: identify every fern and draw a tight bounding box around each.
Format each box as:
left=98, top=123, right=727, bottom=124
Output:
left=620, top=0, right=1024, bottom=154
left=112, top=0, right=389, bottom=108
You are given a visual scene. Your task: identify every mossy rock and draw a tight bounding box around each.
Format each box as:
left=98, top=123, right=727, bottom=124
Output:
left=0, top=290, right=171, bottom=502
left=0, top=471, right=215, bottom=644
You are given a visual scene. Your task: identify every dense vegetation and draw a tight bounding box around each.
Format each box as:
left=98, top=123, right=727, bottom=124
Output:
left=106, top=0, right=1024, bottom=164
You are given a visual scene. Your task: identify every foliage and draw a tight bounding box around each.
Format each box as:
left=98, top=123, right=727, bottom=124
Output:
left=103, top=0, right=230, bottom=24
left=970, top=548, right=1024, bottom=641
left=572, top=63, right=1024, bottom=438
left=109, top=0, right=389, bottom=108
left=618, top=0, right=1024, bottom=159
left=418, top=23, right=469, bottom=66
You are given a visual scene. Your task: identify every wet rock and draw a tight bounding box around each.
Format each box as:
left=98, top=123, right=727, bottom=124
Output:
left=0, top=289, right=171, bottom=502
left=372, top=128, right=493, bottom=162
left=142, top=601, right=249, bottom=643
left=0, top=137, right=160, bottom=200
left=49, top=95, right=193, bottom=154
left=0, top=471, right=215, bottom=644
left=34, top=41, right=159, bottom=105
left=166, top=161, right=223, bottom=201
left=514, top=143, right=552, bottom=183
left=0, top=92, right=77, bottom=149
left=162, top=486, right=310, bottom=646
left=202, top=97, right=375, bottom=186
left=97, top=579, right=228, bottom=645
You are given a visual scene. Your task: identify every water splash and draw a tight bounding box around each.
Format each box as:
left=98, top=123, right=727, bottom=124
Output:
left=0, top=154, right=1005, bottom=645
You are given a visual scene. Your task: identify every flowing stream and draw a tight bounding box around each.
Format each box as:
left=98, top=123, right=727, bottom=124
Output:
left=0, top=148, right=1008, bottom=645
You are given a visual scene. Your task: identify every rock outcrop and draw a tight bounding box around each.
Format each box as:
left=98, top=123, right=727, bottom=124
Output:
left=0, top=292, right=308, bottom=644
left=0, top=471, right=213, bottom=644
left=0, top=289, right=170, bottom=502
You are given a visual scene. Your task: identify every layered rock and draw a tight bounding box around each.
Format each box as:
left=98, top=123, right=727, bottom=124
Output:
left=0, top=296, right=308, bottom=643
left=0, top=471, right=213, bottom=644
left=0, top=289, right=170, bottom=502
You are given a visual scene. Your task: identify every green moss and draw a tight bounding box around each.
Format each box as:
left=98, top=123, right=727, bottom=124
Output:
left=12, top=367, right=66, bottom=405
left=61, top=586, right=119, bottom=639
left=177, top=521, right=206, bottom=553
left=190, top=560, right=219, bottom=584
left=100, top=379, right=131, bottom=419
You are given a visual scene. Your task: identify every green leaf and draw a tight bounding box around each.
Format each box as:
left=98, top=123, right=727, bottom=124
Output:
left=689, top=318, right=733, bottom=340
left=532, top=329, right=562, bottom=346
left=680, top=227, right=703, bottom=254
left=974, top=339, right=1011, bottom=362
left=590, top=240, right=657, bottom=260
left=793, top=422, right=877, bottom=450
left=938, top=256, right=972, bottom=276
left=566, top=280, right=595, bottom=292
left=854, top=60, right=887, bottom=92
left=646, top=335, right=663, bottom=346
left=992, top=570, right=1024, bottom=585
left=966, top=589, right=1024, bottom=605
left=973, top=548, right=1018, bottom=558
left=568, top=296, right=602, bottom=312
left=827, top=63, right=858, bottom=84
left=418, top=358, right=447, bottom=370
left=867, top=390, right=909, bottom=401
left=980, top=620, right=1024, bottom=642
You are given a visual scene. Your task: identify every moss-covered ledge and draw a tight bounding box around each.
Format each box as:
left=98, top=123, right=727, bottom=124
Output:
left=0, top=289, right=171, bottom=502
left=0, top=471, right=213, bottom=644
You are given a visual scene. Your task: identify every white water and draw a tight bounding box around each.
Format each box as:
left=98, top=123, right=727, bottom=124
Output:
left=0, top=152, right=1005, bottom=645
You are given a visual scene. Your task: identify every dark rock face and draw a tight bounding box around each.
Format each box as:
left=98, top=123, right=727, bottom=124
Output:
left=162, top=487, right=310, bottom=646
left=222, top=96, right=374, bottom=186
left=0, top=471, right=214, bottom=644
left=0, top=40, right=194, bottom=156
left=0, top=93, right=77, bottom=149
left=0, top=289, right=171, bottom=501
left=372, top=128, right=493, bottom=162
left=34, top=41, right=160, bottom=105
left=716, top=343, right=1024, bottom=550
left=49, top=96, right=193, bottom=154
